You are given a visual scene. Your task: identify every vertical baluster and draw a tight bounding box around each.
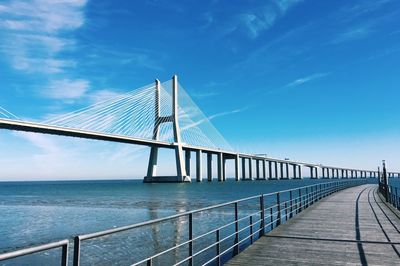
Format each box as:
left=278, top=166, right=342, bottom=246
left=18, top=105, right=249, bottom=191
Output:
left=216, top=230, right=221, bottom=266
left=276, top=192, right=281, bottom=226
left=234, top=202, right=239, bottom=255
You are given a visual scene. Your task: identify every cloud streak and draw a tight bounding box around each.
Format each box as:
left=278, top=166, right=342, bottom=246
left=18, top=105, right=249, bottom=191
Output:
left=0, top=0, right=87, bottom=73
left=235, top=0, right=303, bottom=39
left=285, top=72, right=331, bottom=88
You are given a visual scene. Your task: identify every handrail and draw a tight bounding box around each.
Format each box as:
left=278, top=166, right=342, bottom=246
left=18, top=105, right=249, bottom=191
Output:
left=0, top=239, right=69, bottom=266
left=0, top=180, right=367, bottom=266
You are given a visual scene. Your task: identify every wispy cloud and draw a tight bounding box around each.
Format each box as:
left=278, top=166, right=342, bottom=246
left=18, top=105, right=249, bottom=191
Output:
left=191, top=91, right=220, bottom=99
left=43, top=79, right=90, bottom=100
left=88, top=89, right=122, bottom=104
left=331, top=25, right=373, bottom=44
left=181, top=107, right=249, bottom=131
left=235, top=0, right=303, bottom=39
left=14, top=131, right=60, bottom=154
left=0, top=0, right=87, bottom=74
left=285, top=72, right=330, bottom=88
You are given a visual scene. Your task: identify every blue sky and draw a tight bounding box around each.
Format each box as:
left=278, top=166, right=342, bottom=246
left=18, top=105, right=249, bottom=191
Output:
left=0, top=0, right=399, bottom=180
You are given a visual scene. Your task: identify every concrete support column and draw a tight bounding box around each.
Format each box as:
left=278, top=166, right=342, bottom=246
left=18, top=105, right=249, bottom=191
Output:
left=355, top=171, right=358, bottom=178
left=322, top=168, right=325, bottom=178
left=280, top=162, right=284, bottom=179
left=248, top=158, right=253, bottom=180
left=185, top=150, right=191, bottom=177
left=222, top=157, right=226, bottom=181
left=274, top=161, right=278, bottom=179
left=234, top=154, right=240, bottom=181
left=327, top=168, right=330, bottom=179
left=286, top=163, right=290, bottom=179
left=293, top=164, right=297, bottom=179
left=207, top=153, right=212, bottom=182
left=241, top=157, right=246, bottom=180
left=314, top=167, right=318, bottom=179
left=196, top=150, right=202, bottom=182
left=217, top=153, right=223, bottom=182
left=310, top=167, right=314, bottom=179
left=262, top=160, right=266, bottom=180
left=268, top=161, right=272, bottom=179
left=298, top=165, right=302, bottom=179
left=256, top=159, right=260, bottom=180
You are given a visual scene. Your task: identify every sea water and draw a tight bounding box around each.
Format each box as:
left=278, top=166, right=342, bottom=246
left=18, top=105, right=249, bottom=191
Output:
left=0, top=178, right=378, bottom=265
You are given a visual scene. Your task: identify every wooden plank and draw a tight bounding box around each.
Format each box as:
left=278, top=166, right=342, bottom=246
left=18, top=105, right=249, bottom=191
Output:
left=226, top=185, right=400, bottom=265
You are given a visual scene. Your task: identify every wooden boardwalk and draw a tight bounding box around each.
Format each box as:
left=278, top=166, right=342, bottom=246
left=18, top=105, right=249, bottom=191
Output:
left=227, top=184, right=400, bottom=266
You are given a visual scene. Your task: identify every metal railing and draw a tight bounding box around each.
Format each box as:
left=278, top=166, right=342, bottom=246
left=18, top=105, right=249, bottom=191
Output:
left=74, top=180, right=364, bottom=266
left=379, top=183, right=400, bottom=211
left=0, top=239, right=68, bottom=266
left=0, top=180, right=366, bottom=266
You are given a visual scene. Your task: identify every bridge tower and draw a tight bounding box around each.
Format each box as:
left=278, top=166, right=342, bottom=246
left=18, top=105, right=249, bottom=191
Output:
left=144, top=75, right=191, bottom=183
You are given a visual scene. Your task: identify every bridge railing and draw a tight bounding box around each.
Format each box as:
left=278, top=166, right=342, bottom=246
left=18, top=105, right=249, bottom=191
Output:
left=0, top=180, right=367, bottom=266
left=379, top=184, right=400, bottom=211
left=0, top=239, right=69, bottom=266
left=69, top=180, right=365, bottom=266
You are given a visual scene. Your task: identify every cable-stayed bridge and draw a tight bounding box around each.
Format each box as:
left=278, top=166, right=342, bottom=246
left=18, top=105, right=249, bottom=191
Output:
left=0, top=75, right=398, bottom=182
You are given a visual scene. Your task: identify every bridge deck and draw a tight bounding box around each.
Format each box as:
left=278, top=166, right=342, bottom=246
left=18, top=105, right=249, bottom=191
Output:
left=227, top=184, right=400, bottom=266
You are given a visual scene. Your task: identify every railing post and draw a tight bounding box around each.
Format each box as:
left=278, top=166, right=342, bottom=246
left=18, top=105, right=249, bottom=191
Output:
left=189, top=213, right=193, bottom=266
left=270, top=208, right=273, bottom=230
left=318, top=184, right=322, bottom=200
left=216, top=229, right=221, bottom=266
left=147, top=258, right=152, bottom=266
left=259, top=195, right=265, bottom=237
left=299, top=188, right=302, bottom=212
left=61, top=243, right=68, bottom=266
left=234, top=202, right=239, bottom=255
left=289, top=190, right=293, bottom=218
left=396, top=187, right=399, bottom=210
left=73, top=236, right=80, bottom=266
left=285, top=202, right=288, bottom=221
left=276, top=192, right=281, bottom=226
left=305, top=187, right=309, bottom=208
left=250, top=216, right=253, bottom=244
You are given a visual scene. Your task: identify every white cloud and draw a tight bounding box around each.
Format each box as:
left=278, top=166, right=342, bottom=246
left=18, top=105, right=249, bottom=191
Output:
left=0, top=0, right=87, bottom=73
left=44, top=79, right=90, bottom=99
left=331, top=25, right=373, bottom=44
left=181, top=107, right=249, bottom=131
left=237, top=0, right=303, bottom=39
left=88, top=89, right=122, bottom=104
left=14, top=131, right=60, bottom=154
left=285, top=73, right=330, bottom=88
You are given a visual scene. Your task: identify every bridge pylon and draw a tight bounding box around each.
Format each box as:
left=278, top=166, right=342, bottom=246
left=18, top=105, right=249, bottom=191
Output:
left=144, top=75, right=191, bottom=183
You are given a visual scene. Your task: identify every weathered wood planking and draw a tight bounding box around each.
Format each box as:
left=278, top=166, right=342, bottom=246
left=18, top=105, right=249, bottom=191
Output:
left=226, top=185, right=400, bottom=266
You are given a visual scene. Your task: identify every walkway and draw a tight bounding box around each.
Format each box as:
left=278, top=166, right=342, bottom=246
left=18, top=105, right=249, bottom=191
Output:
left=227, top=184, right=400, bottom=266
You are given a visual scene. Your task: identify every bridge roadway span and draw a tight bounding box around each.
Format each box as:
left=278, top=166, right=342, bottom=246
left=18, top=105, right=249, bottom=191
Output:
left=227, top=184, right=400, bottom=266
left=1, top=118, right=395, bottom=181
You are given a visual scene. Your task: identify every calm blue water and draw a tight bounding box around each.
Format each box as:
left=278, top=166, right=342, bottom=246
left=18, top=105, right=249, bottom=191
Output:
left=0, top=178, right=378, bottom=265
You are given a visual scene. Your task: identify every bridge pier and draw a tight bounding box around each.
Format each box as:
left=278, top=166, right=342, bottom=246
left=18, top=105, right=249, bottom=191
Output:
left=256, top=159, right=260, bottom=180
left=207, top=153, right=213, bottom=181
left=280, top=162, right=284, bottom=179
left=235, top=154, right=240, bottom=181
left=285, top=163, right=290, bottom=179
left=144, top=76, right=190, bottom=183
left=241, top=157, right=246, bottom=180
left=262, top=160, right=266, bottom=180
left=185, top=150, right=191, bottom=177
left=217, top=153, right=223, bottom=182
left=267, top=161, right=272, bottom=180
left=292, top=164, right=297, bottom=179
left=248, top=158, right=253, bottom=180
left=196, top=150, right=202, bottom=182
